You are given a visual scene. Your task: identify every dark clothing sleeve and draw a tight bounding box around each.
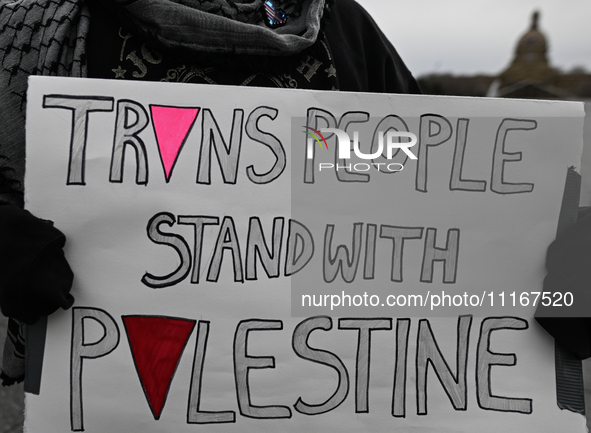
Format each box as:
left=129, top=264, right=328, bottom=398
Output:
left=535, top=207, right=591, bottom=359
left=324, top=0, right=421, bottom=94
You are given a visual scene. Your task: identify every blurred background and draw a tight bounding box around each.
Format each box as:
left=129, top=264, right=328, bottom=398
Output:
left=358, top=0, right=591, bottom=82
left=2, top=1, right=591, bottom=432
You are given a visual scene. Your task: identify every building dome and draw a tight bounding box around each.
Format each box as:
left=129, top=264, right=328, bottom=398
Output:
left=515, top=12, right=548, bottom=63
left=499, top=11, right=556, bottom=87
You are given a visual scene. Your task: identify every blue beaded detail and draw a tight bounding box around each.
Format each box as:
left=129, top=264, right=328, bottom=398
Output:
left=263, top=0, right=287, bottom=28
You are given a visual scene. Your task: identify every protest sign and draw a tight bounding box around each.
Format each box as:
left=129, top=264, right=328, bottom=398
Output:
left=24, top=76, right=585, bottom=432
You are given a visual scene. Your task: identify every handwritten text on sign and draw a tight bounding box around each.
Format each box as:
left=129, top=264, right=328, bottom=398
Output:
left=24, top=77, right=585, bottom=433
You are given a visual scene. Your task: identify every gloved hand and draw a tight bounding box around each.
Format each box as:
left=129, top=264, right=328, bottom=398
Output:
left=0, top=204, right=74, bottom=324
left=535, top=207, right=591, bottom=359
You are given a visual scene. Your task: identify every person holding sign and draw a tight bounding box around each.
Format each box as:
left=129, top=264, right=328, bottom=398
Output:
left=0, top=0, right=419, bottom=385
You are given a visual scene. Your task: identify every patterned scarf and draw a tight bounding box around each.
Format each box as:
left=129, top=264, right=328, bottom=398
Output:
left=114, top=0, right=325, bottom=55
left=1, top=317, right=26, bottom=385
left=172, top=0, right=304, bottom=24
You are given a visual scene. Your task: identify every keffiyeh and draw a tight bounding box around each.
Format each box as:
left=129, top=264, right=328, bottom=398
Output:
left=114, top=0, right=326, bottom=55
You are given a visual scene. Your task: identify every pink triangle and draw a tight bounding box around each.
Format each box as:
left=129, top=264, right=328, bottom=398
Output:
left=150, top=105, right=199, bottom=182
left=123, top=316, right=196, bottom=420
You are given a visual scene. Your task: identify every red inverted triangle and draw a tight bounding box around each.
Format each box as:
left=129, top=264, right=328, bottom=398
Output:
left=150, top=105, right=199, bottom=182
left=123, top=316, right=196, bottom=420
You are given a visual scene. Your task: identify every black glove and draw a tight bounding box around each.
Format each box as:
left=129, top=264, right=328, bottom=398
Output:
left=0, top=204, right=74, bottom=324
left=535, top=207, right=591, bottom=359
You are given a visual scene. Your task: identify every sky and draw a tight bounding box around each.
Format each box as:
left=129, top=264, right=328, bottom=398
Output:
left=356, top=0, right=591, bottom=78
